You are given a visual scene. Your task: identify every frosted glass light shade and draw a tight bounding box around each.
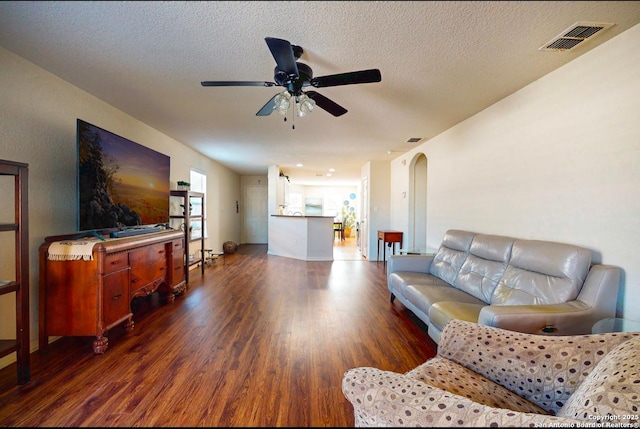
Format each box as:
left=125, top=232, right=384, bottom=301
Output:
left=297, top=94, right=315, bottom=117
left=274, top=91, right=291, bottom=115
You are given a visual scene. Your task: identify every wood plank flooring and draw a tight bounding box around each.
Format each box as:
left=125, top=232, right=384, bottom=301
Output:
left=0, top=243, right=437, bottom=427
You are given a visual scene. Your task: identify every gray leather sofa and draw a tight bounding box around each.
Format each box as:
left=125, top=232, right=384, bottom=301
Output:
left=387, top=230, right=620, bottom=343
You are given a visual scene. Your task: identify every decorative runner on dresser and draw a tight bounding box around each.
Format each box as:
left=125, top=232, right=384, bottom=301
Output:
left=47, top=239, right=97, bottom=261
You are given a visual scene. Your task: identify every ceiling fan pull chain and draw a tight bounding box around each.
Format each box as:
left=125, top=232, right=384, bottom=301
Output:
left=282, top=103, right=295, bottom=129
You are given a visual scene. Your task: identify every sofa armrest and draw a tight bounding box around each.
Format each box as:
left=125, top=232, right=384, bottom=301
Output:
left=341, top=366, right=583, bottom=427
left=438, top=319, right=639, bottom=414
left=386, top=254, right=434, bottom=276
left=477, top=300, right=603, bottom=335
left=576, top=264, right=619, bottom=317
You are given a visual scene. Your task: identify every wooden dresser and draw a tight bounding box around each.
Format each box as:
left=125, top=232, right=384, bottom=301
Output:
left=39, top=230, right=186, bottom=354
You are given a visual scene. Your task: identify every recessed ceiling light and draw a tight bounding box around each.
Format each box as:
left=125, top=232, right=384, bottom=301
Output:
left=296, top=163, right=303, bottom=167
left=329, top=168, right=335, bottom=172
left=326, top=173, right=332, bottom=177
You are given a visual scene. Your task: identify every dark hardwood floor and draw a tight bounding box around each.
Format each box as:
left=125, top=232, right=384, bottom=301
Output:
left=0, top=243, right=437, bottom=427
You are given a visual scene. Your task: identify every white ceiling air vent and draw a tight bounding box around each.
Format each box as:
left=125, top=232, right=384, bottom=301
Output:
left=406, top=137, right=422, bottom=143
left=539, top=21, right=614, bottom=51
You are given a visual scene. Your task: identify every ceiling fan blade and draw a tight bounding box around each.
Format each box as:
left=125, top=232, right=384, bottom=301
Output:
left=256, top=93, right=279, bottom=116
left=201, top=81, right=276, bottom=87
left=311, top=69, right=381, bottom=88
left=306, top=91, right=348, bottom=117
left=265, top=37, right=299, bottom=78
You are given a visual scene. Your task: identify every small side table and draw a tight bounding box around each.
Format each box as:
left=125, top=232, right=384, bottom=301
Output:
left=592, top=317, right=640, bottom=334
left=398, top=247, right=438, bottom=256
left=377, top=230, right=403, bottom=264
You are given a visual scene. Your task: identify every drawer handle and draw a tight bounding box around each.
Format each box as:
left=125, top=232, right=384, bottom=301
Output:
left=112, top=294, right=122, bottom=301
left=110, top=260, right=123, bottom=266
left=131, top=278, right=140, bottom=284
left=158, top=250, right=165, bottom=255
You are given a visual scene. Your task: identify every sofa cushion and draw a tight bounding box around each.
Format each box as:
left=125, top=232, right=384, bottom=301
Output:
left=404, top=283, right=484, bottom=317
left=491, top=239, right=591, bottom=305
left=557, top=336, right=640, bottom=423
left=388, top=271, right=449, bottom=299
left=406, top=356, right=549, bottom=415
left=428, top=301, right=485, bottom=330
left=429, top=230, right=474, bottom=284
left=453, top=233, right=514, bottom=302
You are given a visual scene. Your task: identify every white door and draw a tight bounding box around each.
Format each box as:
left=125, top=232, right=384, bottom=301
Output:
left=244, top=185, right=268, bottom=243
left=360, top=176, right=369, bottom=259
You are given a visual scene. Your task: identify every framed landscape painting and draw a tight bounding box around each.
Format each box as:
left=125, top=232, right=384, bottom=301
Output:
left=304, top=197, right=323, bottom=215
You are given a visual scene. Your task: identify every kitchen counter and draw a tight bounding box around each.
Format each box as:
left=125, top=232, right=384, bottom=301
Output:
left=268, top=215, right=334, bottom=261
left=271, top=215, right=332, bottom=218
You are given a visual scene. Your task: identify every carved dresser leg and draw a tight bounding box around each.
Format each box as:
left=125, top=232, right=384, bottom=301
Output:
left=125, top=317, right=134, bottom=332
left=93, top=336, right=109, bottom=354
left=166, top=292, right=176, bottom=304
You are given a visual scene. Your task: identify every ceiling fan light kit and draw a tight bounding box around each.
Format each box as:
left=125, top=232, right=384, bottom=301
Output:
left=274, top=91, right=291, bottom=115
left=295, top=93, right=315, bottom=117
left=201, top=37, right=382, bottom=120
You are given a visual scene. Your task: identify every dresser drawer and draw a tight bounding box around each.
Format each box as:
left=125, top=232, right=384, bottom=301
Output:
left=129, top=243, right=166, bottom=266
left=130, top=262, right=167, bottom=288
left=172, top=238, right=184, bottom=252
left=103, top=252, right=129, bottom=274
left=171, top=262, right=184, bottom=285
left=103, top=269, right=131, bottom=327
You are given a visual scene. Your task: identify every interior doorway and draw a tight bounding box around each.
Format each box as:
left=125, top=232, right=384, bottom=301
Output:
left=360, top=176, right=369, bottom=259
left=244, top=184, right=268, bottom=243
left=409, top=153, right=427, bottom=250
left=332, top=235, right=363, bottom=260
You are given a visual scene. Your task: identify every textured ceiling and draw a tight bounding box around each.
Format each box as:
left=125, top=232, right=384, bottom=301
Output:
left=1, top=1, right=639, bottom=185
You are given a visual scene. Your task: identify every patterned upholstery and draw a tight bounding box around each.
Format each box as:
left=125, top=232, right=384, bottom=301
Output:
left=342, top=319, right=640, bottom=427
left=557, top=336, right=640, bottom=422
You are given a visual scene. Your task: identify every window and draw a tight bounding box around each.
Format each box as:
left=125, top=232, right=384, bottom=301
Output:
left=190, top=169, right=207, bottom=237
left=288, top=192, right=303, bottom=215
left=324, top=195, right=342, bottom=219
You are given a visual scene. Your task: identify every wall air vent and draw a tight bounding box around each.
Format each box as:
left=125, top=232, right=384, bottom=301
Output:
left=539, top=21, right=613, bottom=51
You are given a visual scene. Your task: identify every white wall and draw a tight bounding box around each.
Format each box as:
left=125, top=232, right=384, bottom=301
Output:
left=0, top=46, right=241, bottom=368
left=362, top=160, right=391, bottom=261
left=390, top=23, right=640, bottom=319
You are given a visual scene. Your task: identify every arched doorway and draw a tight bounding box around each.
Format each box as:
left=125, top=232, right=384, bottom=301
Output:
left=409, top=153, right=427, bottom=250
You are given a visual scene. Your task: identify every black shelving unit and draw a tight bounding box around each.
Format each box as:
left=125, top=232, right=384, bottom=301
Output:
left=170, top=190, right=205, bottom=284
left=0, top=159, right=30, bottom=385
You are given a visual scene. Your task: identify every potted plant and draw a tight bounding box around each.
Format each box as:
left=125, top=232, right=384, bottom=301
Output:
left=341, top=206, right=356, bottom=238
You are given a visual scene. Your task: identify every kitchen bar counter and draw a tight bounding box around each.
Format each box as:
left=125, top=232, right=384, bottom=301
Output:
left=271, top=215, right=333, bottom=218
left=268, top=215, right=334, bottom=261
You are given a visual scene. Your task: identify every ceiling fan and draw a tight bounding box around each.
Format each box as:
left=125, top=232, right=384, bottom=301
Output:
left=201, top=37, right=382, bottom=118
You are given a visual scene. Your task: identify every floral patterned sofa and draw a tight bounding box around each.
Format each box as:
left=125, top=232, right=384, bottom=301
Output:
left=342, top=319, right=640, bottom=427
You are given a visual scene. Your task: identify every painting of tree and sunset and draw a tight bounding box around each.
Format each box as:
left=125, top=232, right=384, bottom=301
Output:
left=77, top=119, right=171, bottom=232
